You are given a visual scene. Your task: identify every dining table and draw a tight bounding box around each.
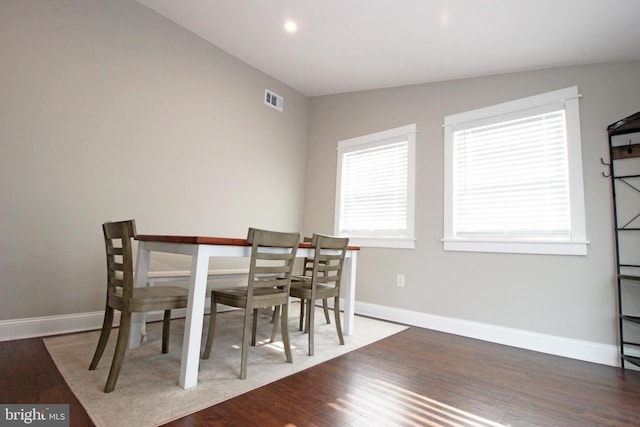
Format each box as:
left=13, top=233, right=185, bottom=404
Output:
left=129, top=234, right=360, bottom=389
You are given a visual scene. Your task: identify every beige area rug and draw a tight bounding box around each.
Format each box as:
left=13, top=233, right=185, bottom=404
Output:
left=44, top=306, right=408, bottom=427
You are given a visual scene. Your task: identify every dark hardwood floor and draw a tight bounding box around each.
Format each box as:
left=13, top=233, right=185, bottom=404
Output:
left=2, top=324, right=640, bottom=426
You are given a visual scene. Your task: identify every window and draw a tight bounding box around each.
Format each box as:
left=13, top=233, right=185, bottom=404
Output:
left=443, top=86, right=587, bottom=255
left=335, top=124, right=416, bottom=249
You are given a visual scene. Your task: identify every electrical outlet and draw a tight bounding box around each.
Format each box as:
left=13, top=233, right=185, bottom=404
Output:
left=396, top=274, right=405, bottom=287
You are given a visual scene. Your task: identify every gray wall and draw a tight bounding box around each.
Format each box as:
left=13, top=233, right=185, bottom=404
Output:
left=0, top=0, right=308, bottom=320
left=305, top=61, right=640, bottom=345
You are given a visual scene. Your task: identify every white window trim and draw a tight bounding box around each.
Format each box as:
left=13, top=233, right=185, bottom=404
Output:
left=443, top=86, right=588, bottom=256
left=335, top=124, right=416, bottom=249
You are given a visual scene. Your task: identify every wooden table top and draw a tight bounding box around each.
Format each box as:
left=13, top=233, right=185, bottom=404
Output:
left=135, top=234, right=360, bottom=250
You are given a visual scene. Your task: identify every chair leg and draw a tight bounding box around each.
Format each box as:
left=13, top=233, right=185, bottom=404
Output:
left=304, top=298, right=312, bottom=333
left=251, top=309, right=258, bottom=346
left=280, top=303, right=293, bottom=363
left=270, top=305, right=280, bottom=342
left=299, top=299, right=305, bottom=331
left=333, top=296, right=344, bottom=345
left=240, top=308, right=253, bottom=379
left=308, top=298, right=316, bottom=356
left=202, top=299, right=217, bottom=359
left=104, top=311, right=131, bottom=393
left=89, top=304, right=114, bottom=370
left=161, top=310, right=171, bottom=353
left=322, top=298, right=331, bottom=324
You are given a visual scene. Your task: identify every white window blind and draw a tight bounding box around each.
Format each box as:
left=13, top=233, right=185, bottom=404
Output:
left=340, top=140, right=408, bottom=236
left=335, top=124, right=416, bottom=248
left=453, top=110, right=570, bottom=239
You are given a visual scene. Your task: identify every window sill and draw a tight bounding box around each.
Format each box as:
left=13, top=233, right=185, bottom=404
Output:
left=442, top=239, right=588, bottom=256
left=349, top=237, right=415, bottom=249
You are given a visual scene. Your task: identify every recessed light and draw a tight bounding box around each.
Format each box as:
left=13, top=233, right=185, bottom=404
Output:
left=284, top=20, right=297, bottom=33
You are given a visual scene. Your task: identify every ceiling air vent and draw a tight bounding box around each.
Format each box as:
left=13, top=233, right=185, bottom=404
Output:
left=264, top=89, right=284, bottom=112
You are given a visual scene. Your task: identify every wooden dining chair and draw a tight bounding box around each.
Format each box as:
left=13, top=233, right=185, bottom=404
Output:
left=273, top=234, right=349, bottom=356
left=202, top=227, right=300, bottom=379
left=89, top=220, right=189, bottom=393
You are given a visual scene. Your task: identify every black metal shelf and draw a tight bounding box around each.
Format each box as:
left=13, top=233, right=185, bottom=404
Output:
left=613, top=174, right=640, bottom=179
left=608, top=111, right=640, bottom=370
left=622, top=315, right=640, bottom=325
left=622, top=355, right=640, bottom=368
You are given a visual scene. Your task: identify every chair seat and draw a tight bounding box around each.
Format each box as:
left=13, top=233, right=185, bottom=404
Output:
left=116, top=285, right=189, bottom=300
left=213, top=286, right=284, bottom=296
left=213, top=286, right=288, bottom=309
left=110, top=286, right=188, bottom=311
left=290, top=281, right=336, bottom=294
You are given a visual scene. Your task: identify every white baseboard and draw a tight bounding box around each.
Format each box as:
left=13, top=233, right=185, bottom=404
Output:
left=0, top=311, right=109, bottom=341
left=0, top=307, right=197, bottom=342
left=354, top=301, right=621, bottom=367
left=0, top=300, right=621, bottom=368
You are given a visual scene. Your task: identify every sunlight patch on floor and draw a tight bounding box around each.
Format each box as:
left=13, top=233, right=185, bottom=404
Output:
left=328, top=379, right=507, bottom=426
left=229, top=340, right=297, bottom=353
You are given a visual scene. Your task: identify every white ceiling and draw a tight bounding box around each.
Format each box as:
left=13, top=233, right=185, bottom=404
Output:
left=137, top=0, right=640, bottom=97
